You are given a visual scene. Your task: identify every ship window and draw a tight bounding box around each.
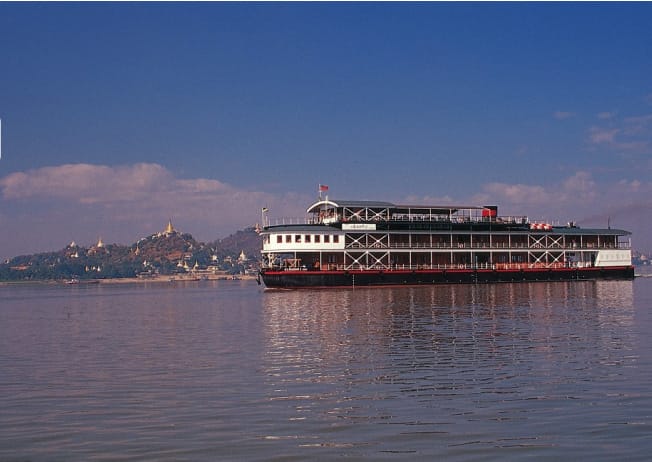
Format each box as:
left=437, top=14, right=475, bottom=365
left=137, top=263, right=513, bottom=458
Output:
left=315, top=235, right=321, bottom=243
left=285, top=235, right=292, bottom=243
left=324, top=235, right=330, bottom=243
left=276, top=235, right=282, bottom=244
left=305, top=235, right=311, bottom=243
left=295, top=235, right=302, bottom=243
left=333, top=235, right=339, bottom=243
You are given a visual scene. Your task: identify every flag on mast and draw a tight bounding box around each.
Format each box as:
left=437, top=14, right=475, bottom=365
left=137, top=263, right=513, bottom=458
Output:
left=319, top=184, right=328, bottom=192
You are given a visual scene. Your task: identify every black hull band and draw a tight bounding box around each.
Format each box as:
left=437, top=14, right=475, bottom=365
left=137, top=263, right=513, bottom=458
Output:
left=260, top=267, right=635, bottom=289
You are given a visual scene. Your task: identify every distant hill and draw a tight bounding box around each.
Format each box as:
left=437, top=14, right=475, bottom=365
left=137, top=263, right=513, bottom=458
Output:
left=133, top=231, right=208, bottom=268
left=0, top=227, right=262, bottom=281
left=207, top=227, right=261, bottom=260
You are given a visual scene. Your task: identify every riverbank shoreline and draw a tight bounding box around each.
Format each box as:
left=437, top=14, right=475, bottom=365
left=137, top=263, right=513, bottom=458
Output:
left=0, top=274, right=258, bottom=286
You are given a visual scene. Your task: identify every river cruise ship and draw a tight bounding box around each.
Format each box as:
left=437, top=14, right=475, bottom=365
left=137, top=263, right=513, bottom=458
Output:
left=259, top=198, right=634, bottom=288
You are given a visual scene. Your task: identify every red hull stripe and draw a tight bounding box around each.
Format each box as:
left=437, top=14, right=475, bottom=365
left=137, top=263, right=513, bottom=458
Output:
left=263, top=266, right=633, bottom=276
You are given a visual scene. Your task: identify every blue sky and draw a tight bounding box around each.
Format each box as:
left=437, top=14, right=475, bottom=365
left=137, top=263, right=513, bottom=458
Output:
left=1, top=3, right=651, bottom=259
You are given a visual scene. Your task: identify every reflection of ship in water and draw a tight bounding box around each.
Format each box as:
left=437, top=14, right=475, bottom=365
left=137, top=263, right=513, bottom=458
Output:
left=261, top=281, right=636, bottom=391
left=263, top=280, right=635, bottom=324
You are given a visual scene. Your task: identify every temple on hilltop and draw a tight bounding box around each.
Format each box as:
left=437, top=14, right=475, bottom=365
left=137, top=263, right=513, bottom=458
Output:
left=154, top=218, right=180, bottom=238
left=155, top=218, right=179, bottom=238
left=88, top=236, right=108, bottom=256
left=165, top=218, right=175, bottom=235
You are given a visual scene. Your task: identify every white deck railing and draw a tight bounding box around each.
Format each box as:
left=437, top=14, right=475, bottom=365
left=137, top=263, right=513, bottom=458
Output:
left=264, top=261, right=617, bottom=272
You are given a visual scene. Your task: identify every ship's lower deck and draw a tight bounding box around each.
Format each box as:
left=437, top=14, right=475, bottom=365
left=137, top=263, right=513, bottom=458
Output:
left=260, top=265, right=635, bottom=289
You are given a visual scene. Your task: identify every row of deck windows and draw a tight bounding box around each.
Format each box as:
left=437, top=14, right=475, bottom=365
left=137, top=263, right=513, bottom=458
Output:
left=273, top=234, right=340, bottom=244
left=266, top=232, right=623, bottom=249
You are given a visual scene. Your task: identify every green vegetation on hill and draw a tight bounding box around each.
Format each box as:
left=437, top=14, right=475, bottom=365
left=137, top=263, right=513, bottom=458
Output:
left=207, top=228, right=261, bottom=261
left=0, top=227, right=261, bottom=281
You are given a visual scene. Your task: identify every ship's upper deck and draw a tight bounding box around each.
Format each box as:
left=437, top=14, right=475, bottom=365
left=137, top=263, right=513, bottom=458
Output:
left=299, top=199, right=631, bottom=237
left=306, top=199, right=522, bottom=225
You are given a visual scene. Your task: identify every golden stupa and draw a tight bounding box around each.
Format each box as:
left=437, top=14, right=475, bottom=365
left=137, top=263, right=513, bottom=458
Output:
left=165, top=219, right=175, bottom=235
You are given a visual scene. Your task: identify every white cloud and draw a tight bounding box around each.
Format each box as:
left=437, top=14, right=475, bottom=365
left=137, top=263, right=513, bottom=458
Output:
left=597, top=111, right=616, bottom=120
left=617, top=179, right=642, bottom=192
left=586, top=113, right=652, bottom=154
left=471, top=172, right=600, bottom=220
left=0, top=163, right=172, bottom=202
left=623, top=113, right=652, bottom=135
left=588, top=127, right=619, bottom=145
left=553, top=111, right=575, bottom=120
left=0, top=163, right=261, bottom=212
left=402, top=194, right=456, bottom=204
left=479, top=182, right=551, bottom=205
left=561, top=171, right=597, bottom=202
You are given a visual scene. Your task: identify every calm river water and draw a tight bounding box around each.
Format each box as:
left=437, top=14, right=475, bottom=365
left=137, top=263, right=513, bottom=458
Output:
left=2, top=278, right=652, bottom=461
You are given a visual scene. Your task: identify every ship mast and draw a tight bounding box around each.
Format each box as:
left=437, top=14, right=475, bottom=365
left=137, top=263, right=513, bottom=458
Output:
left=318, top=184, right=329, bottom=222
